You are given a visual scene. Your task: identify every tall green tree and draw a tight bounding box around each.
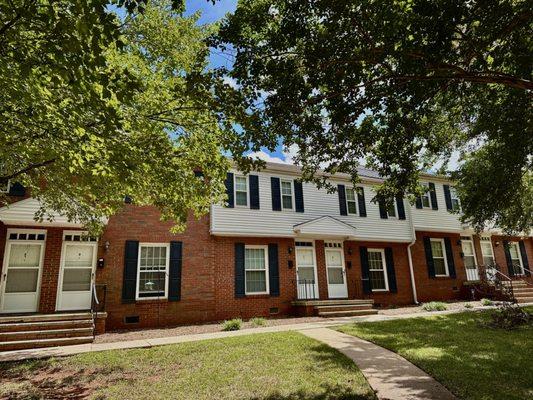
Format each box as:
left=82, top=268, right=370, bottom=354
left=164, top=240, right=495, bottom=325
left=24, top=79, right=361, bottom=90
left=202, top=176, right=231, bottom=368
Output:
left=215, top=0, right=532, bottom=234
left=0, top=0, right=256, bottom=232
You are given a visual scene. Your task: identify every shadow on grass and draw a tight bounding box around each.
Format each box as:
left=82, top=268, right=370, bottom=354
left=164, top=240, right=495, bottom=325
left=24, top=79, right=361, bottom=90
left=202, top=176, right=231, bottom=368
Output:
left=248, top=384, right=373, bottom=400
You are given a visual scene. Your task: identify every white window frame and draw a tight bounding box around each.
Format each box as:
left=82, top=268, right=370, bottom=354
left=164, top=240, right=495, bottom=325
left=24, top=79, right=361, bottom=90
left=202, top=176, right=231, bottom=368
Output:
left=345, top=187, right=358, bottom=215
left=480, top=237, right=495, bottom=266
left=368, top=248, right=389, bottom=292
left=420, top=183, right=433, bottom=209
left=280, top=179, right=294, bottom=211
left=135, top=243, right=170, bottom=300
left=430, top=238, right=450, bottom=277
left=234, top=175, right=249, bottom=208
left=244, top=245, right=270, bottom=295
left=509, top=242, right=525, bottom=276
left=387, top=200, right=398, bottom=219
left=450, top=187, right=461, bottom=211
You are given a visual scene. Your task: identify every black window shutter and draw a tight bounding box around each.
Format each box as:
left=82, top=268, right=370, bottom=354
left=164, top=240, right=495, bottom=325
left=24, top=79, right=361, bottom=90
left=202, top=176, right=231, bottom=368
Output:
left=519, top=241, right=530, bottom=276
left=225, top=172, right=234, bottom=208
left=359, top=247, right=372, bottom=294
left=8, top=182, right=25, bottom=197
left=268, top=244, right=280, bottom=296
left=378, top=199, right=388, bottom=219
left=443, top=185, right=453, bottom=211
left=444, top=237, right=456, bottom=278
left=503, top=240, right=514, bottom=276
left=235, top=243, right=246, bottom=297
left=338, top=184, right=347, bottom=215
left=357, top=187, right=367, bottom=217
left=396, top=196, right=406, bottom=220
left=385, top=247, right=397, bottom=293
left=271, top=177, right=281, bottom=211
left=168, top=241, right=182, bottom=301
left=415, top=196, right=423, bottom=209
left=294, top=181, right=304, bottom=212
left=122, top=240, right=139, bottom=303
left=249, top=175, right=260, bottom=210
left=429, top=182, right=438, bottom=210
left=423, top=237, right=436, bottom=278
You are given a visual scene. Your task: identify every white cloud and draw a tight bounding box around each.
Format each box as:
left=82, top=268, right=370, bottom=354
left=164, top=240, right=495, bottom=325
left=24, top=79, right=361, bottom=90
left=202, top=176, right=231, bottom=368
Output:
left=222, top=76, right=238, bottom=89
left=248, top=150, right=291, bottom=164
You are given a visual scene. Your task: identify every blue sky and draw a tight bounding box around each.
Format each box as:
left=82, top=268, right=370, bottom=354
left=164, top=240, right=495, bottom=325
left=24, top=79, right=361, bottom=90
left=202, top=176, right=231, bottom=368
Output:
left=184, top=0, right=292, bottom=163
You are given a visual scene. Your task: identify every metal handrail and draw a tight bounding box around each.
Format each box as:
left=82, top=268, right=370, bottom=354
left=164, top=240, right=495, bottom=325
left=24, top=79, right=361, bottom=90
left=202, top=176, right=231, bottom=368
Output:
left=90, top=283, right=107, bottom=338
left=477, top=264, right=516, bottom=303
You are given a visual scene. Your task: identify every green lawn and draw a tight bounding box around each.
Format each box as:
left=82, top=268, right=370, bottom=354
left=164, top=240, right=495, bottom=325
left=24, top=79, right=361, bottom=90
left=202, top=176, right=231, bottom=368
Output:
left=0, top=331, right=375, bottom=400
left=337, top=309, right=533, bottom=400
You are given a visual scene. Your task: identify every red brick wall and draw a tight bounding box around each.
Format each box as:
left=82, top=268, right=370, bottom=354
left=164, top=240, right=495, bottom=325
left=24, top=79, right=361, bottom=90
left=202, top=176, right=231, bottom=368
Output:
left=410, top=231, right=465, bottom=302
left=212, top=236, right=297, bottom=321
left=483, top=235, right=533, bottom=283
left=344, top=240, right=414, bottom=306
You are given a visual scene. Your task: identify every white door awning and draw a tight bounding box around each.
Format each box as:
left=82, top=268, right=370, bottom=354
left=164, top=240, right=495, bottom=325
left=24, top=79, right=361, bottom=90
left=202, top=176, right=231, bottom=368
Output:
left=293, top=216, right=357, bottom=239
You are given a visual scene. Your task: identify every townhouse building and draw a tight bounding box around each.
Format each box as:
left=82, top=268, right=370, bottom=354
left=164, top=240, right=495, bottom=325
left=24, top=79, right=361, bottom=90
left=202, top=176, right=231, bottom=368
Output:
left=0, top=162, right=531, bottom=350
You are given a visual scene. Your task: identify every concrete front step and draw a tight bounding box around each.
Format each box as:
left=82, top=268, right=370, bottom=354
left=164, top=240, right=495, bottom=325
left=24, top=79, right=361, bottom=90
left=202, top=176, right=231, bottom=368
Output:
left=0, top=319, right=93, bottom=333
left=516, top=296, right=533, bottom=303
left=293, top=299, right=373, bottom=306
left=0, top=312, right=92, bottom=324
left=318, top=309, right=378, bottom=318
left=0, top=327, right=93, bottom=342
left=315, top=304, right=374, bottom=313
left=0, top=336, right=94, bottom=352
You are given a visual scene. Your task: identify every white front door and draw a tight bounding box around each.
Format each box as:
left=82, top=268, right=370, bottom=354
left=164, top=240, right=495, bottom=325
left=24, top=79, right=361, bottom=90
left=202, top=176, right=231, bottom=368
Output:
left=325, top=243, right=348, bottom=298
left=1, top=231, right=46, bottom=313
left=461, top=237, right=479, bottom=281
left=295, top=242, right=318, bottom=299
left=56, top=241, right=97, bottom=311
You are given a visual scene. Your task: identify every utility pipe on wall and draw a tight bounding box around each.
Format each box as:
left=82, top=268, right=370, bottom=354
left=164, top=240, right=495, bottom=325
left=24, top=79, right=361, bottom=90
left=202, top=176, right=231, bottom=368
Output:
left=406, top=199, right=419, bottom=304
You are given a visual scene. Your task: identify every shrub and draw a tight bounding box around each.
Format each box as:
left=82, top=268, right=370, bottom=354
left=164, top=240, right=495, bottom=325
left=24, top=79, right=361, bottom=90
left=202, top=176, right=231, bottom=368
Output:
left=422, top=302, right=448, bottom=312
left=250, top=317, right=267, bottom=327
left=222, top=318, right=242, bottom=331
left=464, top=303, right=473, bottom=309
left=481, top=298, right=494, bottom=306
left=487, top=303, right=532, bottom=330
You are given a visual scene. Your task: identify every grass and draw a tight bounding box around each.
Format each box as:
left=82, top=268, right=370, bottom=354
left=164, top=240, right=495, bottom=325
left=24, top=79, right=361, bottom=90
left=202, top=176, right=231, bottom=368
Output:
left=250, top=317, right=267, bottom=327
left=0, top=332, right=375, bottom=400
left=421, top=301, right=447, bottom=311
left=337, top=308, right=533, bottom=400
left=221, top=318, right=242, bottom=331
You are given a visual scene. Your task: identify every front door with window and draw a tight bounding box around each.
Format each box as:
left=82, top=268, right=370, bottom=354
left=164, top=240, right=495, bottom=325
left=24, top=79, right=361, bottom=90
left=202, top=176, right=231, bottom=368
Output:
left=509, top=243, right=525, bottom=276
left=461, top=237, right=479, bottom=281
left=325, top=243, right=348, bottom=298
left=57, top=240, right=97, bottom=311
left=1, top=231, right=46, bottom=313
left=480, top=238, right=496, bottom=281
left=295, top=242, right=318, bottom=299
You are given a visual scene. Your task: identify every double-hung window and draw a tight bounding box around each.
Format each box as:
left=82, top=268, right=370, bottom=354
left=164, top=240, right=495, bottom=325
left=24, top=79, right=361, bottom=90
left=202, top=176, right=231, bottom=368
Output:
left=245, top=246, right=269, bottom=294
left=137, top=244, right=169, bottom=299
left=430, top=239, right=449, bottom=276
left=387, top=201, right=397, bottom=218
left=281, top=180, right=293, bottom=210
left=480, top=238, right=495, bottom=266
left=450, top=187, right=461, bottom=211
left=368, top=249, right=388, bottom=291
left=509, top=243, right=524, bottom=275
left=420, top=183, right=432, bottom=209
left=235, top=176, right=248, bottom=207
left=345, top=188, right=357, bottom=214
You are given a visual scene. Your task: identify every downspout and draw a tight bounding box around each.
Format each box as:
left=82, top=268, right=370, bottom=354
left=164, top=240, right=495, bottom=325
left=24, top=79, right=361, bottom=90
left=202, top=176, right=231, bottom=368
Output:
left=406, top=200, right=419, bottom=304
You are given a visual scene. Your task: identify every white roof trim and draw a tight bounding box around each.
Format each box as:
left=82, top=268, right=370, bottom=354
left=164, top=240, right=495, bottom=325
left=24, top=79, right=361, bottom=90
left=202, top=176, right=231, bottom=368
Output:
left=293, top=216, right=357, bottom=239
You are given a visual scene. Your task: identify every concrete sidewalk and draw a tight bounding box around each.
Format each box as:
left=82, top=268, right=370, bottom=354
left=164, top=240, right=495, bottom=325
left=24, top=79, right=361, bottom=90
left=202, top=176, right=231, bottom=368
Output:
left=0, top=304, right=515, bottom=362
left=301, top=327, right=456, bottom=400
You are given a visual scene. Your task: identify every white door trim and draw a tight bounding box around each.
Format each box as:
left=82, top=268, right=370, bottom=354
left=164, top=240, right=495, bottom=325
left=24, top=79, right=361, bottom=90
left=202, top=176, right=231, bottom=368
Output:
left=325, top=241, right=348, bottom=299
left=0, top=229, right=47, bottom=314
left=295, top=240, right=319, bottom=299
left=55, top=234, right=98, bottom=311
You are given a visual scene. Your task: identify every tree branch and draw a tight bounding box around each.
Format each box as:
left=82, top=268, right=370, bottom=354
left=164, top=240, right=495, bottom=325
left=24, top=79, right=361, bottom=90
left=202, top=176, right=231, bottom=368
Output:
left=0, top=159, right=56, bottom=183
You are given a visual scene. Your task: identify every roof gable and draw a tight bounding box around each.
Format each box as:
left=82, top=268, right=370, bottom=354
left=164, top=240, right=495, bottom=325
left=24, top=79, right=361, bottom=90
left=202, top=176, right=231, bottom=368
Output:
left=293, top=216, right=357, bottom=238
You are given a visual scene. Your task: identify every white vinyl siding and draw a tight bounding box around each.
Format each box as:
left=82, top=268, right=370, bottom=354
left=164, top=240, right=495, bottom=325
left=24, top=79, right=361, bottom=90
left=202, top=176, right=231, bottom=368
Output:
left=368, top=249, right=388, bottom=291
left=235, top=176, right=248, bottom=207
left=345, top=188, right=357, bottom=215
left=430, top=238, right=449, bottom=277
left=245, top=246, right=269, bottom=294
left=136, top=244, right=169, bottom=299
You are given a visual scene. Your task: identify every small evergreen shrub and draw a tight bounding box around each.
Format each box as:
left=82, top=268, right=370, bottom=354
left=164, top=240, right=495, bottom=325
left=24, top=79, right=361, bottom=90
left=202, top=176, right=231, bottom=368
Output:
left=422, top=302, right=448, bottom=312
left=222, top=318, right=242, bottom=331
left=250, top=317, right=267, bottom=327
left=464, top=303, right=473, bottom=309
left=481, top=298, right=494, bottom=306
